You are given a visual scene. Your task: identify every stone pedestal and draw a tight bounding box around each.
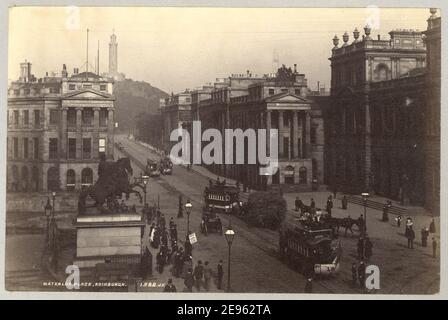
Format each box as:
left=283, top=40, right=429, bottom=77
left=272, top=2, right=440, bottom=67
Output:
left=73, top=214, right=145, bottom=269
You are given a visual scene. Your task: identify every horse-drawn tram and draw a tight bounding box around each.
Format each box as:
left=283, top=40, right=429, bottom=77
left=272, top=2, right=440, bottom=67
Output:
left=203, top=184, right=240, bottom=213
left=279, top=219, right=342, bottom=277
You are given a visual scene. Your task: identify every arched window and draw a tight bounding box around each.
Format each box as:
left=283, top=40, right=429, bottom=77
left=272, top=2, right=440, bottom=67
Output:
left=66, top=169, right=76, bottom=191
left=10, top=165, right=19, bottom=192
left=81, top=168, right=93, bottom=189
left=299, top=166, right=307, bottom=184
left=47, top=167, right=60, bottom=192
left=21, top=166, right=29, bottom=192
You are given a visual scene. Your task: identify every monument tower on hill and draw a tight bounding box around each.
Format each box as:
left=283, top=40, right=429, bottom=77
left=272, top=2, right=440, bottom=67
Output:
left=107, top=30, right=125, bottom=81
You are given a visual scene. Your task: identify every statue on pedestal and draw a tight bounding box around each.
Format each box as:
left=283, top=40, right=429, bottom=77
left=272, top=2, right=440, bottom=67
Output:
left=77, top=157, right=145, bottom=215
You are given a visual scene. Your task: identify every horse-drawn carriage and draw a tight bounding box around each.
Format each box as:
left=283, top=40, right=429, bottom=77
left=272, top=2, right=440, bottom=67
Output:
left=200, top=206, right=223, bottom=235
left=145, top=159, right=160, bottom=177
left=159, top=157, right=173, bottom=175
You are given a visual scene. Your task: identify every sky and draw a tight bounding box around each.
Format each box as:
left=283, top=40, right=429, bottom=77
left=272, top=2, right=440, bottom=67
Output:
left=8, top=6, right=432, bottom=93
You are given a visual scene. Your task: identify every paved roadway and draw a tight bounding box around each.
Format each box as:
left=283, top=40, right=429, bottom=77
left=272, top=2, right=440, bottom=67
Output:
left=115, top=134, right=440, bottom=294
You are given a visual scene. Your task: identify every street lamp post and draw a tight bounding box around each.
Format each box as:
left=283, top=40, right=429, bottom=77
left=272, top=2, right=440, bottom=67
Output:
left=225, top=227, right=235, bottom=292
left=44, top=198, right=52, bottom=245
left=141, top=175, right=149, bottom=206
left=362, top=192, right=369, bottom=236
left=185, top=199, right=192, bottom=235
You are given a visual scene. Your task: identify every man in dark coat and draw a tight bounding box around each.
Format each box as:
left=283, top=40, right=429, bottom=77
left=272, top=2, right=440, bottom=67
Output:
left=357, top=237, right=365, bottom=260
left=164, top=278, right=177, bottom=292
left=184, top=268, right=194, bottom=292
left=178, top=195, right=183, bottom=218
left=310, top=198, right=316, bottom=209
left=295, top=197, right=303, bottom=212
left=156, top=250, right=165, bottom=273
left=429, top=219, right=436, bottom=233
left=358, top=261, right=366, bottom=289
left=217, top=260, right=224, bottom=290
left=432, top=237, right=437, bottom=258
left=421, top=228, right=429, bottom=247
left=326, top=196, right=333, bottom=216
left=194, top=260, right=204, bottom=292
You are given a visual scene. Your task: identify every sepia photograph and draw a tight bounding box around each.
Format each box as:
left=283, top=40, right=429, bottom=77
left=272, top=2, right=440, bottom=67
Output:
left=2, top=4, right=442, bottom=296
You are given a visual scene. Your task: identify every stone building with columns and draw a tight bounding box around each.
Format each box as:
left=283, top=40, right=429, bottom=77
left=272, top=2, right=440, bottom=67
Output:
left=7, top=63, right=115, bottom=192
left=160, top=90, right=193, bottom=154
left=422, top=9, right=441, bottom=215
left=189, top=66, right=325, bottom=191
left=325, top=21, right=436, bottom=208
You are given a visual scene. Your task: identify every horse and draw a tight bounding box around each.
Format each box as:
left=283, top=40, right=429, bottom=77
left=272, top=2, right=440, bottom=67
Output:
left=328, top=217, right=361, bottom=237
left=78, top=157, right=143, bottom=215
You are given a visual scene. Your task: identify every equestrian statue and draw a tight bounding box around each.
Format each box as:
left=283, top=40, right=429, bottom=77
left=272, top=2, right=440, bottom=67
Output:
left=77, top=156, right=145, bottom=215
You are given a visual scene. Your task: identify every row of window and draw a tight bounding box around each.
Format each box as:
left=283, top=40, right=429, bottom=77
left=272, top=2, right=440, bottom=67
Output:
left=8, top=110, right=41, bottom=127
left=9, top=137, right=39, bottom=160
left=7, top=165, right=95, bottom=192
left=49, top=137, right=107, bottom=160
left=8, top=108, right=109, bottom=128
left=8, top=137, right=106, bottom=160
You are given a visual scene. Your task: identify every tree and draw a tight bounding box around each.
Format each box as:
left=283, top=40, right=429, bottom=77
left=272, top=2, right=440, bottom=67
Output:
left=244, top=191, right=287, bottom=230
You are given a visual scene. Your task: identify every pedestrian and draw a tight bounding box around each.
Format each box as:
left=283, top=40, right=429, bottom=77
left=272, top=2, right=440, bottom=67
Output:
left=169, top=217, right=175, bottom=229
left=421, top=227, right=429, bottom=247
left=304, top=278, right=313, bottom=293
left=295, top=196, right=302, bottom=212
left=342, top=195, right=348, bottom=210
left=156, top=250, right=165, bottom=273
left=357, top=237, right=365, bottom=260
left=184, top=268, right=194, bottom=292
left=310, top=198, right=316, bottom=209
left=407, top=227, right=415, bottom=249
left=194, top=260, right=204, bottom=292
left=382, top=203, right=389, bottom=222
left=326, top=196, right=333, bottom=216
left=432, top=237, right=437, bottom=258
left=358, top=261, right=366, bottom=289
left=396, top=214, right=402, bottom=228
left=429, top=218, right=436, bottom=233
left=217, top=260, right=224, bottom=290
left=364, top=237, right=373, bottom=261
left=351, top=263, right=358, bottom=287
left=163, top=278, right=177, bottom=292
left=203, top=261, right=212, bottom=291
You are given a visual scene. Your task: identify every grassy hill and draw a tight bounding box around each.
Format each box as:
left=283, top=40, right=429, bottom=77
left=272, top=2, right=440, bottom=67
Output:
left=113, top=79, right=169, bottom=130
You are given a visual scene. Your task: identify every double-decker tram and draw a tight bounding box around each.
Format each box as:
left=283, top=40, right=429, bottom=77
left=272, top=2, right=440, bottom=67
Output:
left=279, top=219, right=342, bottom=276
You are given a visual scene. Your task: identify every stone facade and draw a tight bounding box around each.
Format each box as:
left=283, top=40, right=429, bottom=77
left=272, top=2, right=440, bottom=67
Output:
left=7, top=63, right=115, bottom=193
left=163, top=66, right=326, bottom=191
left=325, top=11, right=440, bottom=213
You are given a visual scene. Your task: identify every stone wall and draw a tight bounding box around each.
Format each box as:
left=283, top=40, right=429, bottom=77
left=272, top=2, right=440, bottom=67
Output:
left=6, top=192, right=78, bottom=213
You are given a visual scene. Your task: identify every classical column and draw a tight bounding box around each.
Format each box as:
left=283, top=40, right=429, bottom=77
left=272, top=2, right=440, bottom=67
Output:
left=93, top=107, right=100, bottom=159
left=107, top=107, right=115, bottom=159
left=278, top=111, right=284, bottom=157
left=76, top=107, right=82, bottom=160
left=266, top=110, right=271, bottom=154
left=305, top=111, right=311, bottom=158
left=293, top=111, right=299, bottom=159
left=61, top=107, right=67, bottom=159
